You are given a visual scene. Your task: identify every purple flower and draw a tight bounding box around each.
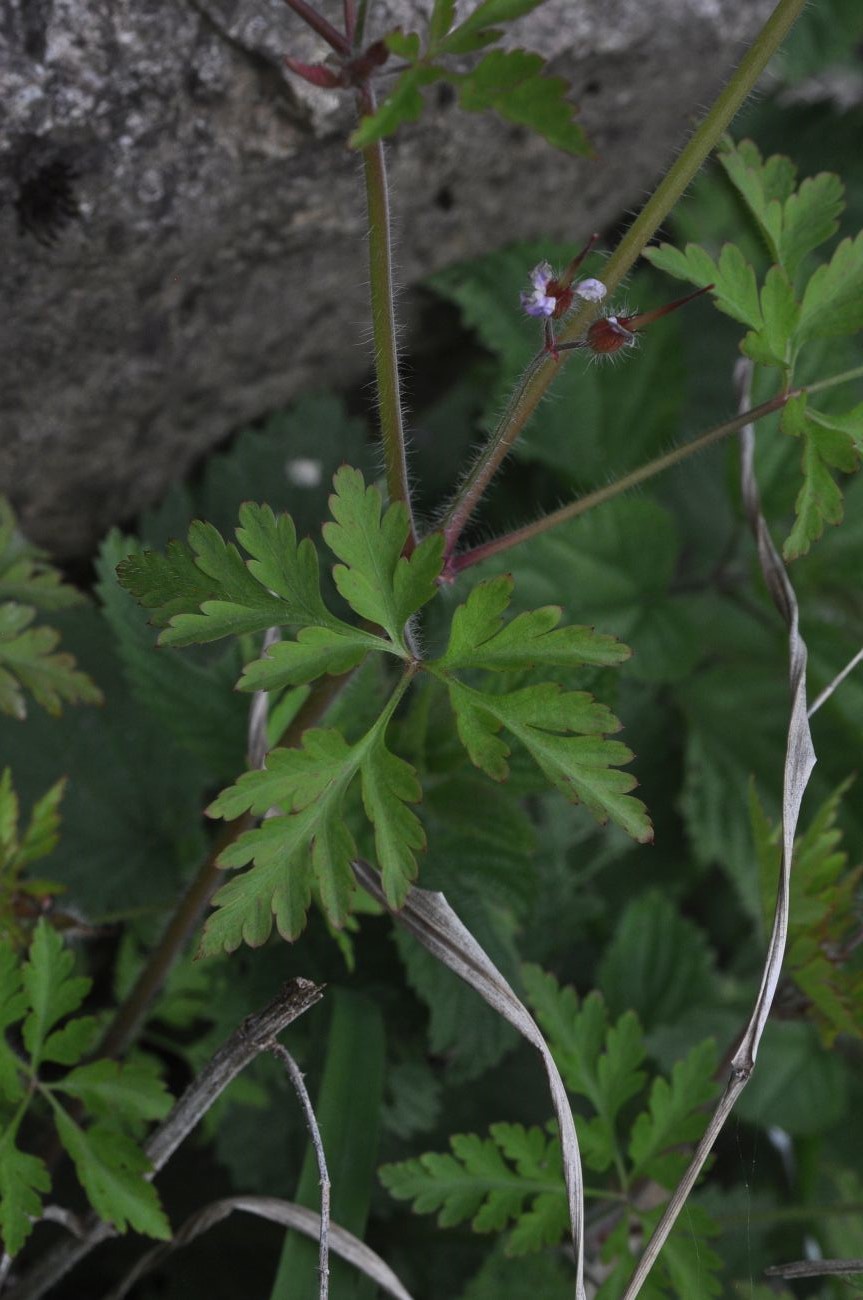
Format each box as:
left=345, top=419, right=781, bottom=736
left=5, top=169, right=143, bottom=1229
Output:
left=520, top=263, right=607, bottom=319
left=573, top=277, right=606, bottom=303
left=520, top=261, right=557, bottom=318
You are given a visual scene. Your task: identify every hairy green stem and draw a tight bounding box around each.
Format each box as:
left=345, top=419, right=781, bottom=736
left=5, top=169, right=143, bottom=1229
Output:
left=450, top=391, right=790, bottom=574
left=450, top=355, right=862, bottom=575
left=806, top=362, right=863, bottom=396
left=359, top=85, right=416, bottom=549
left=438, top=0, right=810, bottom=562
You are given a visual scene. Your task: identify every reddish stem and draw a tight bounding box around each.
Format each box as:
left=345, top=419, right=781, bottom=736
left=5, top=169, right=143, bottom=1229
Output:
left=343, top=0, right=356, bottom=44
left=281, top=0, right=351, bottom=55
left=623, top=282, right=714, bottom=331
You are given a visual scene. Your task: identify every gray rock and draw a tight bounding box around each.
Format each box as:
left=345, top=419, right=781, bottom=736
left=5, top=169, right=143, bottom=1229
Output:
left=1, top=0, right=774, bottom=555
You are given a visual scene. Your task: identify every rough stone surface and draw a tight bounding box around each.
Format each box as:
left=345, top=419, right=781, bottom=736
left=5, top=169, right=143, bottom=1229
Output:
left=1, top=0, right=774, bottom=555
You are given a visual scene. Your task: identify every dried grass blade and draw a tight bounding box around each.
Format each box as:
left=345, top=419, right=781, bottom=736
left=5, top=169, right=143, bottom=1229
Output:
left=620, top=359, right=818, bottom=1298
left=353, top=859, right=587, bottom=1300
left=102, top=1196, right=415, bottom=1300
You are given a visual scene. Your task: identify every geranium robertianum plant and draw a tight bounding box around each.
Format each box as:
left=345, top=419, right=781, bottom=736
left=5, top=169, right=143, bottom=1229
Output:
left=3, top=3, right=863, bottom=1299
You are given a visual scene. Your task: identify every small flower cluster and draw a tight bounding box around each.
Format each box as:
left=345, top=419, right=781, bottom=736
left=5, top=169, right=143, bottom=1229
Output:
left=521, top=253, right=714, bottom=360
left=520, top=261, right=606, bottom=320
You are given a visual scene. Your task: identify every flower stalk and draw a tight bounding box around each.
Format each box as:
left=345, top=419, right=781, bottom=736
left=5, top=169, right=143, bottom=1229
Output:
left=438, top=0, right=811, bottom=565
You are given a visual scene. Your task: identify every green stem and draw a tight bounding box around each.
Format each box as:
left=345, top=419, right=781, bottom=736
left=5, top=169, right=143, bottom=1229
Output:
left=359, top=85, right=417, bottom=549
left=437, top=0, right=809, bottom=560
left=806, top=362, right=863, bottom=397
left=451, top=389, right=790, bottom=574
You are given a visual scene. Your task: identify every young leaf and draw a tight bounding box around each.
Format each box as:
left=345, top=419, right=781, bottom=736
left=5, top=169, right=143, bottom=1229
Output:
left=379, top=1123, right=566, bottom=1254
left=429, top=0, right=457, bottom=45
left=522, top=967, right=607, bottom=1104
left=781, top=393, right=857, bottom=559
left=21, top=920, right=91, bottom=1072
left=798, top=230, right=863, bottom=339
left=0, top=946, right=28, bottom=1103
left=0, top=1130, right=50, bottom=1257
left=0, top=604, right=103, bottom=720
left=202, top=681, right=422, bottom=952
left=717, top=137, right=786, bottom=261
left=754, top=780, right=863, bottom=1045
left=643, top=242, right=762, bottom=330
left=438, top=575, right=630, bottom=673
left=628, top=1038, right=717, bottom=1186
left=523, top=967, right=646, bottom=1172
left=780, top=172, right=845, bottom=279
left=322, top=466, right=443, bottom=647
left=57, top=1060, right=173, bottom=1126
left=349, top=66, right=446, bottom=149
left=51, top=1107, right=170, bottom=1240
left=360, top=733, right=426, bottom=908
left=741, top=265, right=799, bottom=368
left=443, top=678, right=652, bottom=841
left=154, top=506, right=333, bottom=648
left=115, top=539, right=220, bottom=627
left=438, top=0, right=546, bottom=53
left=237, top=624, right=383, bottom=692
left=456, top=50, right=590, bottom=156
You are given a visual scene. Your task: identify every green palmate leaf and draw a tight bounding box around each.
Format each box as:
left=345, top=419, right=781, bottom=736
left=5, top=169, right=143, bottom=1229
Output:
left=51, top=1106, right=170, bottom=1240
left=156, top=505, right=333, bottom=648
left=13, top=777, right=65, bottom=872
left=522, top=967, right=645, bottom=1173
left=643, top=242, right=762, bottom=330
left=0, top=498, right=85, bottom=612
left=0, top=946, right=28, bottom=1103
left=360, top=735, right=426, bottom=907
left=0, top=1129, right=50, bottom=1257
left=628, top=1038, right=717, bottom=1186
left=437, top=0, right=546, bottom=53
left=57, top=1060, right=173, bottom=1126
left=456, top=50, right=590, bottom=156
left=429, top=0, right=457, bottom=44
left=0, top=603, right=103, bottom=720
left=385, top=28, right=422, bottom=60
left=754, top=780, right=863, bottom=1045
left=741, top=265, right=799, bottom=368
left=717, top=138, right=844, bottom=279
left=780, top=172, right=846, bottom=279
left=798, top=229, right=863, bottom=339
left=237, top=625, right=380, bottom=692
left=781, top=393, right=858, bottom=559
left=202, top=682, right=422, bottom=952
left=716, top=137, right=788, bottom=261
left=322, top=466, right=443, bottom=647
left=444, top=678, right=651, bottom=841
left=349, top=66, right=446, bottom=148
left=115, top=539, right=221, bottom=627
left=379, top=1123, right=566, bottom=1255
left=22, top=920, right=91, bottom=1071
left=439, top=575, right=629, bottom=673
